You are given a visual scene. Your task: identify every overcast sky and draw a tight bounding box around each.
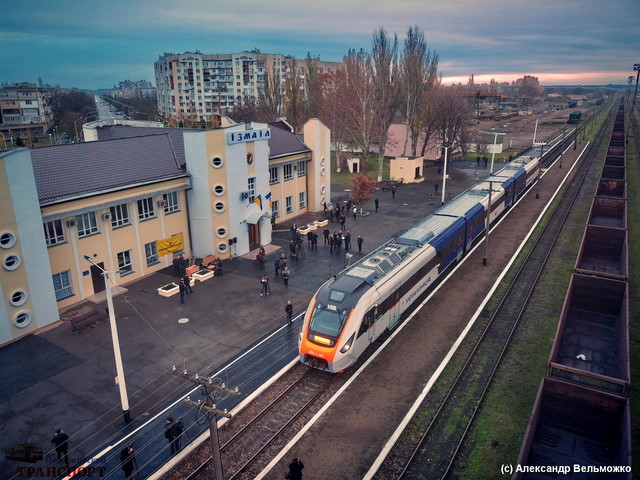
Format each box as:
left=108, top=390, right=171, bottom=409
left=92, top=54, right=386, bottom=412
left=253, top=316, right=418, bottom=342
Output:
left=2, top=0, right=638, bottom=90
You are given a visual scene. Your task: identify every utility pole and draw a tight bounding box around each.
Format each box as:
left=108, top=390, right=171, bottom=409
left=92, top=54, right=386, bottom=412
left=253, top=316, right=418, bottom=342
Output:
left=172, top=367, right=240, bottom=480
left=483, top=180, right=493, bottom=266
left=560, top=127, right=566, bottom=169
left=441, top=145, right=449, bottom=206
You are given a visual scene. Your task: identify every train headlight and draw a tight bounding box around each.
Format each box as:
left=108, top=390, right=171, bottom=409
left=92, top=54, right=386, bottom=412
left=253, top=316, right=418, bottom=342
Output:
left=340, top=333, right=355, bottom=353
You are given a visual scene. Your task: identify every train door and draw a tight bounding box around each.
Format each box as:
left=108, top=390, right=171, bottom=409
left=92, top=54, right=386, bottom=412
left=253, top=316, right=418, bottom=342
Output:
left=388, top=285, right=402, bottom=330
left=367, top=305, right=378, bottom=343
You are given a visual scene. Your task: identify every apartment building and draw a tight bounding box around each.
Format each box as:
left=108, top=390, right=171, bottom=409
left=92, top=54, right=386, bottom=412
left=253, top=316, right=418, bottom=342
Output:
left=0, top=82, right=54, bottom=139
left=0, top=117, right=330, bottom=345
left=155, top=51, right=340, bottom=124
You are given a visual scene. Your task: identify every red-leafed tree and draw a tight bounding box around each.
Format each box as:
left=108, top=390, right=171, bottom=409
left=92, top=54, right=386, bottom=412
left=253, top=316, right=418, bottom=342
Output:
left=351, top=174, right=377, bottom=210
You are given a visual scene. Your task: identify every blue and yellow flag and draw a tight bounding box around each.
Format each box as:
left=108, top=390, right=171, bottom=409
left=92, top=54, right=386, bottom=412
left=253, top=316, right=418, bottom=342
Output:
left=254, top=195, right=262, bottom=210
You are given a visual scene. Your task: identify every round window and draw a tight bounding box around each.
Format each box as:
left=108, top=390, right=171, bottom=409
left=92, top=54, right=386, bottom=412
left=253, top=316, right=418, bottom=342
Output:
left=211, top=156, right=224, bottom=168
left=14, top=310, right=32, bottom=328
left=321, top=185, right=326, bottom=194
left=217, top=243, right=229, bottom=254
left=3, top=254, right=21, bottom=271
left=321, top=196, right=326, bottom=206
left=213, top=184, right=225, bottom=196
left=0, top=232, right=16, bottom=249
left=10, top=290, right=28, bottom=307
left=213, top=202, right=226, bottom=213
left=321, top=167, right=326, bottom=177
left=320, top=157, right=326, bottom=166
left=216, top=227, right=228, bottom=238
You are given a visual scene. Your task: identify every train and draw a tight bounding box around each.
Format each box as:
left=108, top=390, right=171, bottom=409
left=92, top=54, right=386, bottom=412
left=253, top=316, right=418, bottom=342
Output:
left=298, top=155, right=540, bottom=372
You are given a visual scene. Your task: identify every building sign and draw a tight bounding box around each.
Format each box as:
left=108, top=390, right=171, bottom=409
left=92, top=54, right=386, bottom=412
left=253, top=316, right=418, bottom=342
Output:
left=227, top=128, right=271, bottom=145
left=158, top=233, right=184, bottom=256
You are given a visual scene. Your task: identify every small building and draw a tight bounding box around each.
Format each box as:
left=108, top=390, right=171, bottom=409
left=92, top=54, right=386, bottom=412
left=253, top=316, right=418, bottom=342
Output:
left=389, top=156, right=425, bottom=183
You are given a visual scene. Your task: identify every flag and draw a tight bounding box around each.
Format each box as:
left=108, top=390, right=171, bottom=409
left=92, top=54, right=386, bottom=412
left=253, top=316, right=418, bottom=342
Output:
left=254, top=194, right=262, bottom=210
left=265, top=192, right=272, bottom=210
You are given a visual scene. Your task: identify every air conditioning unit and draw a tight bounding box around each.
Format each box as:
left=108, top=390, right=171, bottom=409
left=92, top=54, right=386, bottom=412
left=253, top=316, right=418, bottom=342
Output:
left=66, top=219, right=76, bottom=228
left=241, top=192, right=249, bottom=200
left=102, top=213, right=112, bottom=221
left=158, top=200, right=168, bottom=208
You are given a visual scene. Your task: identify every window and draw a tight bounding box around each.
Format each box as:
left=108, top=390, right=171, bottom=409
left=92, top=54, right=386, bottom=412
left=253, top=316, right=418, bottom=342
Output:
left=117, top=250, right=133, bottom=275
left=269, top=166, right=279, bottom=185
left=53, top=271, right=73, bottom=300
left=283, top=164, right=293, bottom=181
left=286, top=196, right=293, bottom=214
left=145, top=241, right=159, bottom=266
left=297, top=160, right=307, bottom=176
left=137, top=197, right=155, bottom=220
left=272, top=200, right=280, bottom=218
left=164, top=192, right=179, bottom=213
left=299, top=191, right=306, bottom=209
left=110, top=204, right=130, bottom=227
left=248, top=177, right=256, bottom=202
left=44, top=220, right=65, bottom=246
left=76, top=212, right=98, bottom=237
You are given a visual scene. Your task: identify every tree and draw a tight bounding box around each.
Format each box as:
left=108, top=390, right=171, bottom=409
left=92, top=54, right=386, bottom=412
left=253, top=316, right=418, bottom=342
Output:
left=284, top=58, right=304, bottom=131
left=513, top=75, right=543, bottom=105
left=316, top=70, right=353, bottom=172
left=303, top=52, right=320, bottom=119
left=400, top=25, right=439, bottom=156
left=371, top=27, right=401, bottom=182
left=50, top=90, right=96, bottom=141
left=434, top=86, right=472, bottom=157
left=259, top=63, right=284, bottom=120
left=351, top=174, right=377, bottom=208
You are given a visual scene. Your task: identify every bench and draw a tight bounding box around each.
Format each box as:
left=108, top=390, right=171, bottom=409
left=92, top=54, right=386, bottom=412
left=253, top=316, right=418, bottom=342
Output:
left=63, top=308, right=105, bottom=332
left=202, top=255, right=216, bottom=266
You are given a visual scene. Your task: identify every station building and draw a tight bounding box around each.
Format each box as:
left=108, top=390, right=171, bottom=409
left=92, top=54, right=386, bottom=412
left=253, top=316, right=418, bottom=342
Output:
left=0, top=118, right=330, bottom=345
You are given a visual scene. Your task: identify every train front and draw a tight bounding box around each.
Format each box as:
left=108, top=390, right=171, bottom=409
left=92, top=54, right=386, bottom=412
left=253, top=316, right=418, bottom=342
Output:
left=298, top=285, right=357, bottom=373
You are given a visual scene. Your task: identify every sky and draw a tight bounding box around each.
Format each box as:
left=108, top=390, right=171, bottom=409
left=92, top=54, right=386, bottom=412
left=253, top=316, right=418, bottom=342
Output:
left=1, top=0, right=639, bottom=90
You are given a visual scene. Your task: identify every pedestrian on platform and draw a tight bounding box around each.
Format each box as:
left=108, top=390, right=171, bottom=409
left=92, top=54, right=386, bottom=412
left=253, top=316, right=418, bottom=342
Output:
left=51, top=429, right=70, bottom=467
left=279, top=254, right=287, bottom=272
left=216, top=258, right=223, bottom=276
left=281, top=267, right=290, bottom=287
left=434, top=183, right=439, bottom=194
left=260, top=274, right=270, bottom=296
left=172, top=255, right=181, bottom=277
left=357, top=235, right=364, bottom=252
left=120, top=445, right=136, bottom=480
left=339, top=215, right=346, bottom=231
left=290, top=224, right=297, bottom=240
left=375, top=198, right=379, bottom=212
left=353, top=206, right=357, bottom=220
left=344, top=231, right=351, bottom=251
left=287, top=458, right=305, bottom=480
left=323, top=228, right=330, bottom=245
left=256, top=251, right=265, bottom=269
left=289, top=240, right=298, bottom=261
left=285, top=300, right=293, bottom=324
left=274, top=256, right=281, bottom=277
left=328, top=233, right=334, bottom=253
left=429, top=193, right=434, bottom=205
left=179, top=278, right=187, bottom=304
left=391, top=185, right=397, bottom=198
left=164, top=417, right=184, bottom=455
left=183, top=274, right=194, bottom=294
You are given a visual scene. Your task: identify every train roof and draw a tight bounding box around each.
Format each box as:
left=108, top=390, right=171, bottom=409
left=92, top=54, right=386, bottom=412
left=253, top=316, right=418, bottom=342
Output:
left=397, top=214, right=459, bottom=247
left=433, top=192, right=485, bottom=219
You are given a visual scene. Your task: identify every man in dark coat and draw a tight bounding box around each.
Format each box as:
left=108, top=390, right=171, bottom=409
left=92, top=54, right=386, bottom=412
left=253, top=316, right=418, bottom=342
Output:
left=51, top=429, right=69, bottom=467
left=179, top=278, right=187, bottom=304
left=285, top=300, right=293, bottom=324
left=287, top=458, right=304, bottom=480
left=164, top=417, right=184, bottom=455
left=323, top=228, right=330, bottom=245
left=357, top=235, right=364, bottom=252
left=120, top=445, right=136, bottom=480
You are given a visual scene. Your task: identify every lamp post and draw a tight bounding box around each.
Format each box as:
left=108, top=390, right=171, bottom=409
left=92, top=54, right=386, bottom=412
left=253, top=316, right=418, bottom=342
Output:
left=74, top=115, right=84, bottom=143
left=490, top=132, right=498, bottom=175
left=559, top=127, right=566, bottom=169
left=633, top=63, right=640, bottom=112
left=83, top=256, right=131, bottom=424
left=441, top=145, right=449, bottom=206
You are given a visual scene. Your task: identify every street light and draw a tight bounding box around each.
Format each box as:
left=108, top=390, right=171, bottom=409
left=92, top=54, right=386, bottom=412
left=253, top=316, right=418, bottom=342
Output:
left=440, top=145, right=449, bottom=206
left=83, top=256, right=131, bottom=424
left=632, top=63, right=640, bottom=112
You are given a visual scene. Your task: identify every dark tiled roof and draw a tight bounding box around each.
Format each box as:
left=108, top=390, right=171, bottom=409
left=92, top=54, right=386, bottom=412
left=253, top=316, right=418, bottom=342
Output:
left=267, top=121, right=310, bottom=158
left=32, top=134, right=186, bottom=204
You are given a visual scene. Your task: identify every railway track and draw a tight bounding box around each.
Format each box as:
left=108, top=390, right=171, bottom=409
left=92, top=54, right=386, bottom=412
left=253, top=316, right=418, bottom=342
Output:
left=167, top=363, right=342, bottom=480
left=373, top=105, right=616, bottom=480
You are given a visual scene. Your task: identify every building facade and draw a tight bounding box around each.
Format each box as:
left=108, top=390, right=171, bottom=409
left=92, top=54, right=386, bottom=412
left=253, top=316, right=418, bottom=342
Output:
left=0, top=83, right=54, bottom=141
left=0, top=118, right=330, bottom=345
left=154, top=51, right=340, bottom=124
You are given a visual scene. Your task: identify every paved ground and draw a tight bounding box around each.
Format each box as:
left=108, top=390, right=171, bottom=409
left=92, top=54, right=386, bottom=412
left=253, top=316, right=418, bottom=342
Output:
left=0, top=160, right=500, bottom=479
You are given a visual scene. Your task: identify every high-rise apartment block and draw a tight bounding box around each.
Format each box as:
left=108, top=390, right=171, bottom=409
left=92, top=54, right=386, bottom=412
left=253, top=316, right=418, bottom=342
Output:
left=154, top=51, right=340, bottom=124
left=0, top=83, right=54, bottom=139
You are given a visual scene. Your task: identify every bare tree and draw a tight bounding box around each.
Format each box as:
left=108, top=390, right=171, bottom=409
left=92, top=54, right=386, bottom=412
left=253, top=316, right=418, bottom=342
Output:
left=400, top=25, right=439, bottom=156
left=371, top=27, right=401, bottom=181
left=259, top=63, right=284, bottom=120
left=303, top=52, right=320, bottom=119
left=434, top=86, right=473, bottom=156
left=316, top=70, right=352, bottom=172
left=284, top=58, right=304, bottom=131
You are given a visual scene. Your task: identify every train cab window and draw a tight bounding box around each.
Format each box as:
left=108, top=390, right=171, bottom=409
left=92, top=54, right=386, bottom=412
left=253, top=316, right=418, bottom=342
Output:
left=329, top=289, right=347, bottom=303
left=309, top=302, right=350, bottom=339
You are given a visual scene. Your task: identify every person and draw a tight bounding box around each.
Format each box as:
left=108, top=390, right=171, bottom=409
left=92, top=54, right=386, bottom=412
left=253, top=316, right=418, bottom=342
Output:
left=334, top=232, right=342, bottom=253
left=391, top=185, right=396, bottom=198
left=375, top=197, right=379, bottom=212
left=274, top=256, right=281, bottom=277
left=357, top=235, right=364, bottom=252
left=429, top=193, right=434, bottom=205
left=285, top=300, right=293, bottom=324
left=344, top=231, right=351, bottom=251
left=310, top=231, right=318, bottom=250
left=260, top=274, right=270, bottom=296
left=179, top=278, right=187, bottom=304
left=289, top=240, right=298, bottom=261
left=164, top=417, right=184, bottom=455
left=281, top=267, right=290, bottom=287
left=323, top=227, right=330, bottom=245
left=279, top=254, right=287, bottom=273
left=256, top=251, right=265, bottom=269
left=434, top=183, right=439, bottom=194
left=216, top=258, right=223, bottom=276
left=51, top=429, right=69, bottom=467
left=339, top=215, right=346, bottom=231
left=290, top=223, right=297, bottom=240
left=328, top=232, right=334, bottom=253
left=271, top=215, right=276, bottom=229
left=172, top=255, right=181, bottom=276
left=259, top=245, right=266, bottom=256
left=120, top=445, right=136, bottom=480
left=353, top=205, right=357, bottom=220
left=178, top=254, right=186, bottom=276
left=287, top=458, right=304, bottom=480
left=182, top=273, right=194, bottom=294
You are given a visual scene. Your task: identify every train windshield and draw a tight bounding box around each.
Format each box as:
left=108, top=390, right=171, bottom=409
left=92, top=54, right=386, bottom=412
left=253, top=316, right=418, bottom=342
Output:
left=309, top=302, right=350, bottom=338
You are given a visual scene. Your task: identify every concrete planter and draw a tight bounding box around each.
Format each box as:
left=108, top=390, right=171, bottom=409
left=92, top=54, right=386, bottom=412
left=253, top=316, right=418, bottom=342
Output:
left=157, top=283, right=179, bottom=297
left=192, top=270, right=214, bottom=282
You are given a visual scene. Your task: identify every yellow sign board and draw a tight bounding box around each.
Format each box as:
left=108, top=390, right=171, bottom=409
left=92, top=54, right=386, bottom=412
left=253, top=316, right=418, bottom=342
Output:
left=158, top=233, right=184, bottom=256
